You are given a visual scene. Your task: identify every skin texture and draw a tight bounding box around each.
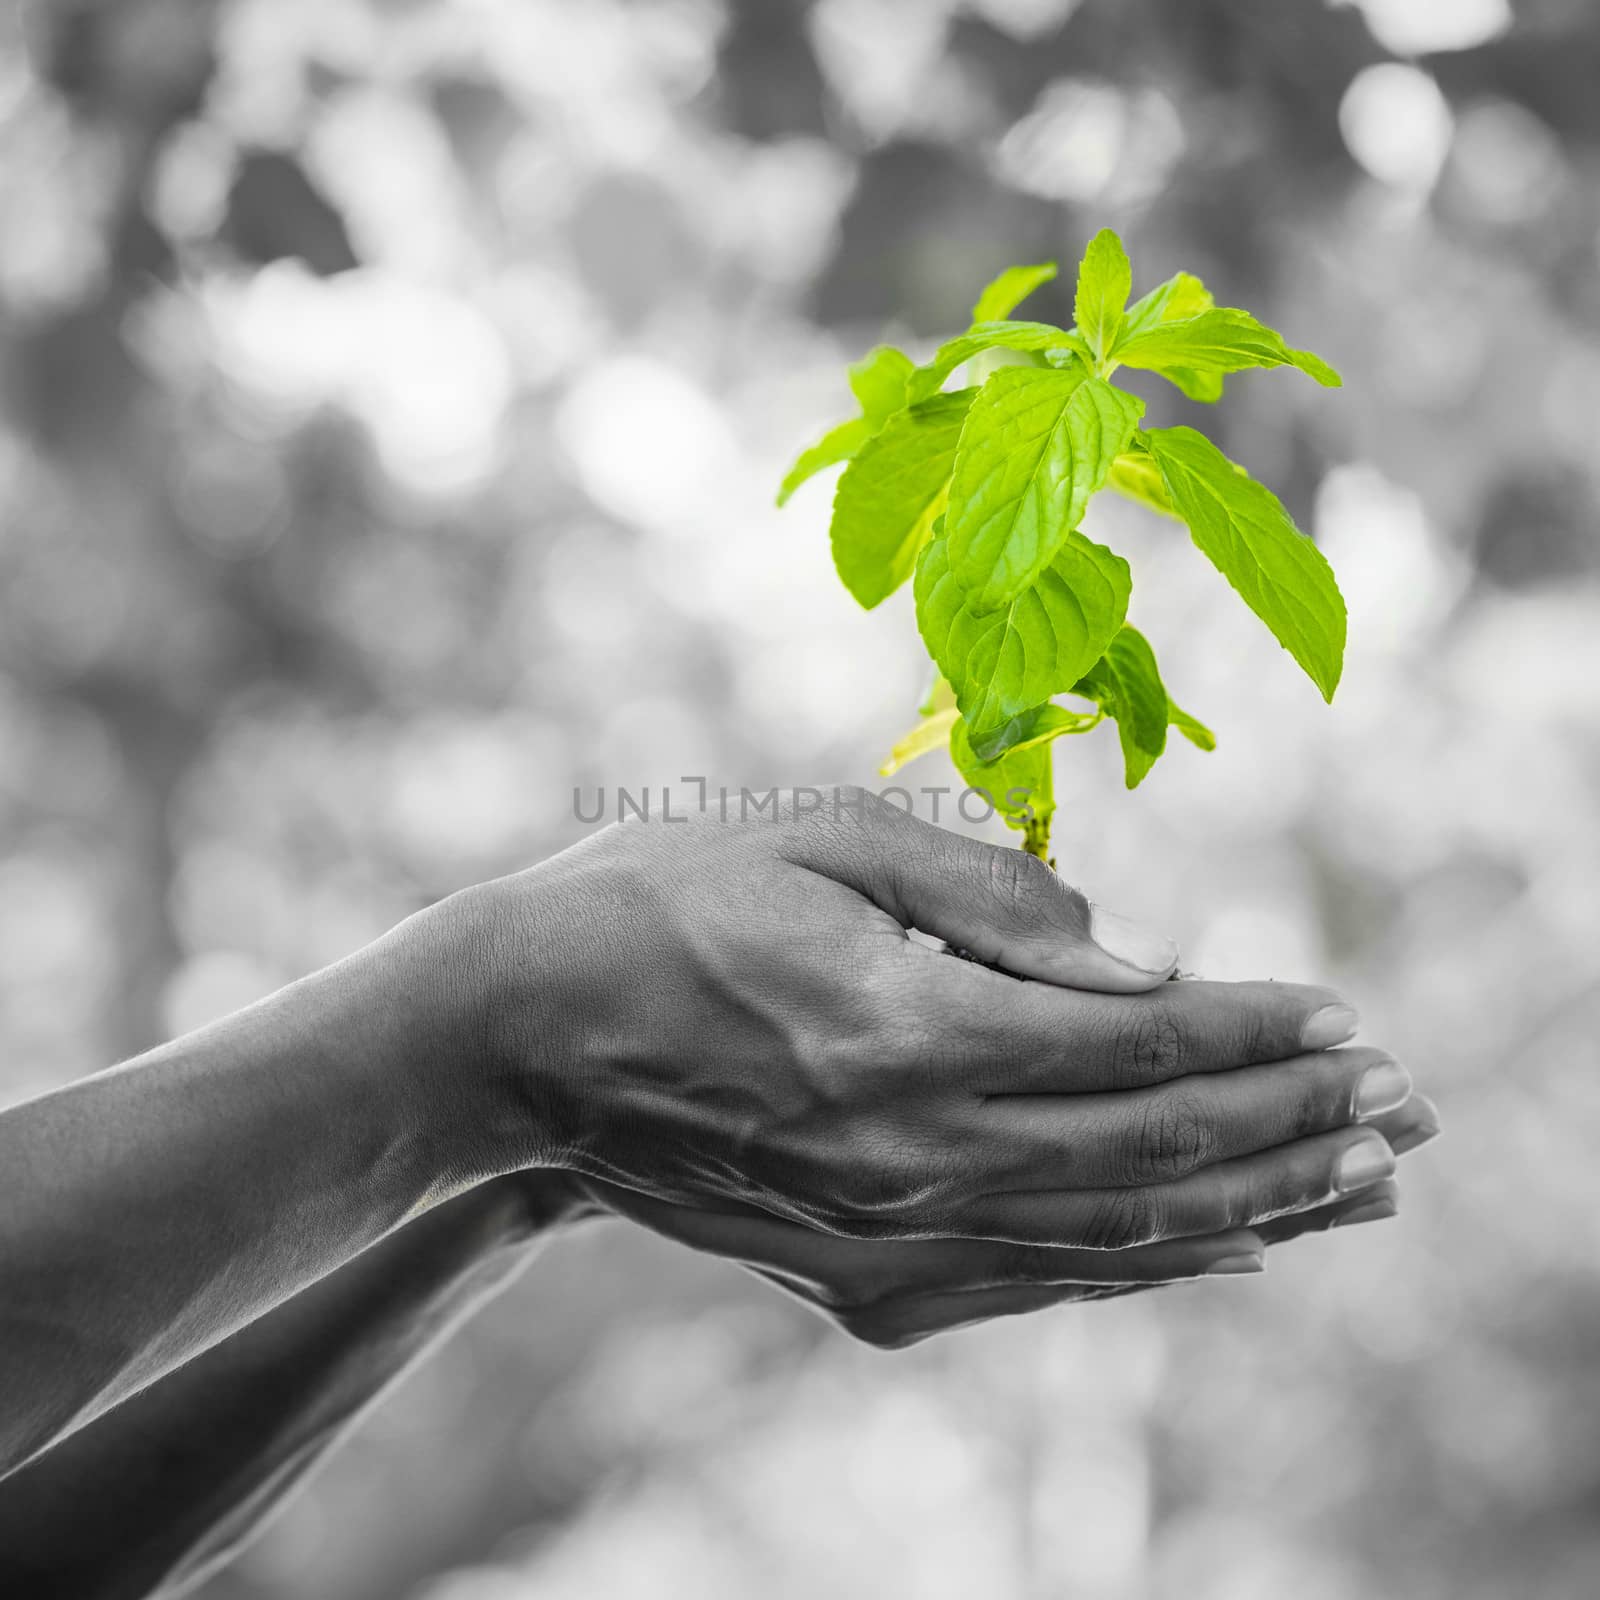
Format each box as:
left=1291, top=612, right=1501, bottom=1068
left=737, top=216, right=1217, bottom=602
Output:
left=478, top=795, right=1405, bottom=1247
left=0, top=1114, right=1436, bottom=1600
left=0, top=1181, right=570, bottom=1600
left=0, top=793, right=1423, bottom=1480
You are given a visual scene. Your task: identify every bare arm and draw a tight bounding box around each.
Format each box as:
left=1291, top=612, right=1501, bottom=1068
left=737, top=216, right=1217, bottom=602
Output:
left=0, top=1087, right=1435, bottom=1600
left=0, top=1174, right=585, bottom=1600
left=0, top=799, right=1414, bottom=1479
left=0, top=896, right=515, bottom=1477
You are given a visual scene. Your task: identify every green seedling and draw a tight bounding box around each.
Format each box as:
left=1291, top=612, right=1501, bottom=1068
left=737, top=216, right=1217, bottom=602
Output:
left=779, top=229, right=1347, bottom=861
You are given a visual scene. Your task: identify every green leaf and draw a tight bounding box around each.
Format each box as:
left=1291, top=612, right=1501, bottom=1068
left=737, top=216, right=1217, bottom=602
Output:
left=830, top=390, right=975, bottom=609
left=848, top=345, right=914, bottom=422
left=1044, top=333, right=1094, bottom=368
left=950, top=713, right=1054, bottom=839
left=1072, top=626, right=1170, bottom=788
left=776, top=415, right=875, bottom=507
left=880, top=706, right=959, bottom=777
left=1112, top=308, right=1341, bottom=389
left=1071, top=627, right=1215, bottom=787
left=1074, top=229, right=1132, bottom=362
left=945, top=367, right=1144, bottom=609
left=972, top=262, right=1058, bottom=324
left=1106, top=448, right=1176, bottom=517
left=915, top=521, right=1131, bottom=760
left=1143, top=426, right=1346, bottom=701
left=1169, top=702, right=1216, bottom=751
left=906, top=321, right=1075, bottom=404
left=1164, top=367, right=1227, bottom=404
left=1121, top=270, right=1213, bottom=339
left=1117, top=273, right=1227, bottom=402
left=885, top=693, right=1097, bottom=793
left=949, top=703, right=1100, bottom=844
left=992, top=700, right=1104, bottom=755
left=776, top=346, right=915, bottom=507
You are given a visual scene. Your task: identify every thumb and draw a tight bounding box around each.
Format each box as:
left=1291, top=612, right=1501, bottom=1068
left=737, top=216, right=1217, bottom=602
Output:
left=804, top=800, right=1178, bottom=993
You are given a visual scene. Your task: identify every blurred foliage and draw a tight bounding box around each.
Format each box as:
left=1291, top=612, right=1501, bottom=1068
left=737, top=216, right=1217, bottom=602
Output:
left=2, top=1, right=1599, bottom=1597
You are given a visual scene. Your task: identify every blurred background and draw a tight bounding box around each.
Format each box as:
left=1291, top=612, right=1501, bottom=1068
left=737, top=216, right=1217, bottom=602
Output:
left=3, top=0, right=1599, bottom=1595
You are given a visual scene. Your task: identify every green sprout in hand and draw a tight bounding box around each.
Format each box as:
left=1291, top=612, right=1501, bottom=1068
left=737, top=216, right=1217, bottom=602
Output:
left=779, top=229, right=1347, bottom=863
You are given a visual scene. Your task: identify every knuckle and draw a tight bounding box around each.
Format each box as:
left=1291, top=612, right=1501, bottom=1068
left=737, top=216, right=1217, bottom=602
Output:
left=1131, top=1088, right=1213, bottom=1181
left=1114, top=1006, right=1189, bottom=1087
left=864, top=1120, right=960, bottom=1216
left=987, top=846, right=1054, bottom=917
left=831, top=1125, right=955, bottom=1224
left=1080, top=1189, right=1163, bottom=1252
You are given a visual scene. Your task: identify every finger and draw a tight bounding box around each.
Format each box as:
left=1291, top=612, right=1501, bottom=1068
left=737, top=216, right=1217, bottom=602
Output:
left=845, top=1283, right=1148, bottom=1349
left=792, top=795, right=1179, bottom=991
left=901, top=1190, right=1407, bottom=1304
left=1254, top=1180, right=1400, bottom=1244
left=837, top=1227, right=1270, bottom=1294
left=1368, top=1093, right=1440, bottom=1156
left=617, top=1178, right=1272, bottom=1290
left=921, top=967, right=1360, bottom=1095
left=982, top=1046, right=1411, bottom=1190
left=875, top=1191, right=1407, bottom=1321
left=967, top=1125, right=1397, bottom=1248
left=588, top=1164, right=1283, bottom=1297
left=844, top=1232, right=1297, bottom=1348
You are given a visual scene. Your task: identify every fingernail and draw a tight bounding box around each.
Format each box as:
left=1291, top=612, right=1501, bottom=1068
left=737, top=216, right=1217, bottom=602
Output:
left=1088, top=903, right=1178, bottom=975
left=1302, top=1002, right=1360, bottom=1051
left=1353, top=1058, right=1412, bottom=1118
left=1331, top=1197, right=1398, bottom=1229
left=1335, top=1137, right=1396, bottom=1195
left=1390, top=1120, right=1441, bottom=1157
left=1205, top=1252, right=1266, bottom=1276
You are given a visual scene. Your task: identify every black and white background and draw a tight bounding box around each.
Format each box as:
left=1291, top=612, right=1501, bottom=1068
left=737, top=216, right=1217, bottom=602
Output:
left=1, top=2, right=1595, bottom=1597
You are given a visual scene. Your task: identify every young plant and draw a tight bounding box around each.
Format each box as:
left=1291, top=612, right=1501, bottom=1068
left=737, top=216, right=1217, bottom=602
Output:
left=779, top=230, right=1347, bottom=862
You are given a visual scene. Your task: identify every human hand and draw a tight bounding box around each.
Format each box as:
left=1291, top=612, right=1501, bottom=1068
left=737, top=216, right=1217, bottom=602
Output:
left=427, top=792, right=1417, bottom=1249
left=510, top=1095, right=1437, bottom=1350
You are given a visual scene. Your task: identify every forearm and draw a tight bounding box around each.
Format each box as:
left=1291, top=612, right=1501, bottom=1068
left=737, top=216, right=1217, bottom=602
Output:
left=0, top=1175, right=587, bottom=1600
left=0, top=886, right=546, bottom=1476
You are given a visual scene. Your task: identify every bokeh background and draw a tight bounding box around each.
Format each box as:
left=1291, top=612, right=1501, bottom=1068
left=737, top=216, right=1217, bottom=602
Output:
left=3, top=0, right=1599, bottom=1595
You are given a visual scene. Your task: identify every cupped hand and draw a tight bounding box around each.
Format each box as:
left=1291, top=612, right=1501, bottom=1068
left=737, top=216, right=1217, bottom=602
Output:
left=525, top=1094, right=1438, bottom=1351
left=454, top=792, right=1413, bottom=1248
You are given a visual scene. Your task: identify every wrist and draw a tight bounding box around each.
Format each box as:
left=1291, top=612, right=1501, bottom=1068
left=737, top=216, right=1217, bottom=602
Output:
left=346, top=873, right=579, bottom=1193
left=488, top=1168, right=608, bottom=1242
